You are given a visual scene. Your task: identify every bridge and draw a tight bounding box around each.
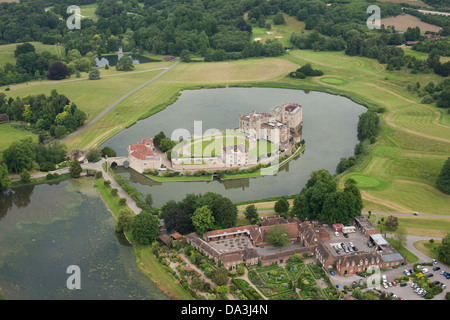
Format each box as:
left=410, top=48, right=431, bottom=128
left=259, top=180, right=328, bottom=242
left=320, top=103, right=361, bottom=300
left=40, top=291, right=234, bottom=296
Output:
left=106, top=156, right=129, bottom=169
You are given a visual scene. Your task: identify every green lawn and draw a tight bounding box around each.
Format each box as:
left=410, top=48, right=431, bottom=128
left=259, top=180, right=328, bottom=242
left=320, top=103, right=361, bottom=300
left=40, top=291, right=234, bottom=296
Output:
left=0, top=41, right=64, bottom=67
left=0, top=123, right=38, bottom=153
left=386, top=237, right=418, bottom=263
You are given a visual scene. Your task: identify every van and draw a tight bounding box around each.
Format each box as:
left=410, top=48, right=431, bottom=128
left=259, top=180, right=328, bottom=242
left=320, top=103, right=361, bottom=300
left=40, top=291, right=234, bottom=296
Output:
left=382, top=275, right=387, bottom=283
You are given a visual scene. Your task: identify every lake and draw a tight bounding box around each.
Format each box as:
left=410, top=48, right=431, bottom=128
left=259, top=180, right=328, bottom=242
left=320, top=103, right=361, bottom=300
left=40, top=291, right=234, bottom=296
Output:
left=100, top=87, right=366, bottom=207
left=0, top=178, right=168, bottom=300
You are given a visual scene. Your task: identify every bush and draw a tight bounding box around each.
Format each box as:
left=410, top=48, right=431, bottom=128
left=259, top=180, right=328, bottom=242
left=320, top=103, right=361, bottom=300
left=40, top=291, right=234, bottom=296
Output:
left=119, top=197, right=126, bottom=205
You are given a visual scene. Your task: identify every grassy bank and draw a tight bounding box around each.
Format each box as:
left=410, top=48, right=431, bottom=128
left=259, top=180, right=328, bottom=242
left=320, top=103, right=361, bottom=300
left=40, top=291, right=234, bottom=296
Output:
left=134, top=245, right=193, bottom=300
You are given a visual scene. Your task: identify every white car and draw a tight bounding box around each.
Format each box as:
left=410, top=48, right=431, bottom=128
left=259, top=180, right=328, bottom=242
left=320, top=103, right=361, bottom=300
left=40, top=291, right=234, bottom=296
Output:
left=335, top=232, right=339, bottom=237
left=422, top=268, right=428, bottom=273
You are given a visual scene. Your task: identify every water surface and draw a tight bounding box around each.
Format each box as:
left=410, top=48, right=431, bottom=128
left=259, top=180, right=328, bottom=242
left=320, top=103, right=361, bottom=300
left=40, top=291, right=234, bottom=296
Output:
left=100, top=87, right=366, bottom=207
left=0, top=178, right=168, bottom=300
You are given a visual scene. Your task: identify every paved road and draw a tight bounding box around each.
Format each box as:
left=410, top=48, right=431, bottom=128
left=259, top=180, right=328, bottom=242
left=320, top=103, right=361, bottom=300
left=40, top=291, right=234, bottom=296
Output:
left=61, top=59, right=181, bottom=142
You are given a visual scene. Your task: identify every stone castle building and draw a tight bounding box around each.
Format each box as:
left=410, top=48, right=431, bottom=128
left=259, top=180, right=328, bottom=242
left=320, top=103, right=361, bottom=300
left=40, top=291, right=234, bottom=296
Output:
left=239, top=103, right=303, bottom=147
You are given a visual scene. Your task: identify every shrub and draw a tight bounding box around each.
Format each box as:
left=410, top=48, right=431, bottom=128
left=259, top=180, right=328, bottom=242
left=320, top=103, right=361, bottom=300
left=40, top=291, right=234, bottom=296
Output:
left=119, top=197, right=126, bottom=205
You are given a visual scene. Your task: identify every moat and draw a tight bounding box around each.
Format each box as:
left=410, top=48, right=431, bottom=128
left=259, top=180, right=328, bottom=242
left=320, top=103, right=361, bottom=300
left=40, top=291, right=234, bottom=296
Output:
left=100, top=87, right=366, bottom=207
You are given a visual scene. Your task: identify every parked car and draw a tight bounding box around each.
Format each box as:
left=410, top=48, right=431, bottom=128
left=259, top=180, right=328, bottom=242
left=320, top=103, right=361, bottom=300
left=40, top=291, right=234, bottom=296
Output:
left=426, top=273, right=433, bottom=278
left=343, top=233, right=349, bottom=238
left=391, top=281, right=397, bottom=286
left=349, top=242, right=354, bottom=247
left=403, top=269, right=410, bottom=276
left=432, top=259, right=438, bottom=264
left=383, top=282, right=388, bottom=289
left=433, top=266, right=440, bottom=271
left=433, top=281, right=441, bottom=285
left=422, top=268, right=428, bottom=273
left=400, top=282, right=407, bottom=287
left=440, top=284, right=447, bottom=289
left=329, top=270, right=335, bottom=275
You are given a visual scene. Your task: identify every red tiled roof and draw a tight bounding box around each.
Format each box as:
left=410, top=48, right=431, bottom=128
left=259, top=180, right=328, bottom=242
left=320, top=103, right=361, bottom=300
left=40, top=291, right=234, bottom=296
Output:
left=129, top=141, right=155, bottom=160
left=142, top=137, right=153, bottom=145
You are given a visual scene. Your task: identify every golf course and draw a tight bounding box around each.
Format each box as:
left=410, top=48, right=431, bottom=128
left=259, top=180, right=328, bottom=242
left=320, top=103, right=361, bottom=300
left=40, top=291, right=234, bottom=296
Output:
left=1, top=13, right=449, bottom=240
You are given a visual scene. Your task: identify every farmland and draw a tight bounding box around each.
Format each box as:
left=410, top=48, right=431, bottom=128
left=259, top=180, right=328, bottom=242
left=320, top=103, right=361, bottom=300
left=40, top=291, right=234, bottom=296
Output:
left=380, top=14, right=442, bottom=32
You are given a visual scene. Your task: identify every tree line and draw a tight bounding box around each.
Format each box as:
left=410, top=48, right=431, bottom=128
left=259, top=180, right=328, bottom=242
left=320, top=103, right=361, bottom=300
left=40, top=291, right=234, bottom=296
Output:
left=0, top=89, right=87, bottom=139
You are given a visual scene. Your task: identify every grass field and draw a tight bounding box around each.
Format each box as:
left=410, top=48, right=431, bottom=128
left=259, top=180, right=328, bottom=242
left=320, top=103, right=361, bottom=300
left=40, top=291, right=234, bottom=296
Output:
left=0, top=41, right=64, bottom=67
left=1, top=17, right=449, bottom=239
left=250, top=13, right=306, bottom=48
left=0, top=123, right=38, bottom=152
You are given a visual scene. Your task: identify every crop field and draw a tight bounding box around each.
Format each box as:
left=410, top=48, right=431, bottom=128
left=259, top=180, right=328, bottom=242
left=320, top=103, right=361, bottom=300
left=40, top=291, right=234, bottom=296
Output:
left=380, top=14, right=442, bottom=32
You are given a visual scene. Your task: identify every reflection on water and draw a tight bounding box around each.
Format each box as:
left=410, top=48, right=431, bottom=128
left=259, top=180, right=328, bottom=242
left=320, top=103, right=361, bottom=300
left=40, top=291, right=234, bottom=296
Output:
left=0, top=178, right=168, bottom=300
left=95, top=54, right=160, bottom=67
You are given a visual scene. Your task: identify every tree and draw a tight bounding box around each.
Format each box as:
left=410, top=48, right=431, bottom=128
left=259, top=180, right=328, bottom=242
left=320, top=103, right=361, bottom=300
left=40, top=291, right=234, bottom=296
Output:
left=438, top=232, right=450, bottom=265
left=0, top=163, right=11, bottom=190
left=394, top=226, right=408, bottom=248
left=436, top=158, right=450, bottom=194
left=54, top=125, right=67, bottom=138
left=47, top=61, right=70, bottom=80
left=69, top=159, right=82, bottom=178
left=14, top=43, right=35, bottom=57
left=266, top=224, right=289, bottom=247
left=20, top=169, right=31, bottom=183
left=163, top=207, right=194, bottom=234
left=244, top=204, right=259, bottom=224
left=212, top=267, right=229, bottom=286
left=101, top=146, right=116, bottom=158
left=274, top=197, right=290, bottom=216
left=86, top=149, right=101, bottom=162
left=357, top=111, right=380, bottom=142
left=180, top=49, right=191, bottom=62
left=384, top=215, right=399, bottom=231
left=132, top=211, right=159, bottom=245
left=195, top=192, right=237, bottom=229
left=145, top=194, right=153, bottom=208
left=88, top=68, right=101, bottom=80
left=116, top=208, right=134, bottom=232
left=2, top=137, right=36, bottom=173
left=191, top=205, right=215, bottom=234
left=116, top=55, right=134, bottom=71
left=273, top=12, right=286, bottom=25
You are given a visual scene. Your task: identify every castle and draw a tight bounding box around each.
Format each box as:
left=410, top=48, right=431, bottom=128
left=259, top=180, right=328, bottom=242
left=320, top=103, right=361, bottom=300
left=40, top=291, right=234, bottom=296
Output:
left=238, top=102, right=303, bottom=148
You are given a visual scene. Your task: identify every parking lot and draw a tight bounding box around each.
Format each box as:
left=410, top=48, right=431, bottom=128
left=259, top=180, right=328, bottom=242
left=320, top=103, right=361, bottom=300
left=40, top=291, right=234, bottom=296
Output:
left=378, top=263, right=449, bottom=300
left=324, top=227, right=376, bottom=257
